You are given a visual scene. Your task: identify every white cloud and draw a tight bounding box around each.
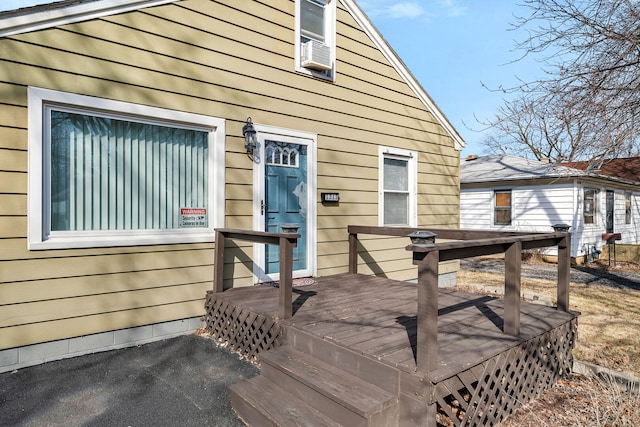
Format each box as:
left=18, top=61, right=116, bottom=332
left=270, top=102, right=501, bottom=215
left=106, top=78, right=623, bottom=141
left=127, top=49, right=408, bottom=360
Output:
left=360, top=1, right=426, bottom=19
left=386, top=2, right=425, bottom=19
left=437, top=0, right=468, bottom=16
left=360, top=0, right=467, bottom=20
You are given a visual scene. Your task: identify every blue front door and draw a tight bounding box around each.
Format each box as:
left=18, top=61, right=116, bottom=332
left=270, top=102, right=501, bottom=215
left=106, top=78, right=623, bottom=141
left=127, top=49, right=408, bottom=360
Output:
left=264, top=141, right=307, bottom=275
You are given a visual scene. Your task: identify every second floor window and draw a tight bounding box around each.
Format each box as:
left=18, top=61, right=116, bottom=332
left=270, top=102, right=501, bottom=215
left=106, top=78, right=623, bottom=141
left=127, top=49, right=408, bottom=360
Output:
left=296, top=0, right=336, bottom=80
left=301, top=0, right=327, bottom=43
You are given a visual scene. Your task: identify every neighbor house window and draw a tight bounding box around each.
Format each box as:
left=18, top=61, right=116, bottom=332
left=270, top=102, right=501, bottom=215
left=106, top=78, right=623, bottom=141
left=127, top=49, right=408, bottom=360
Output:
left=295, top=0, right=336, bottom=80
left=625, top=192, right=632, bottom=224
left=493, top=190, right=512, bottom=225
left=379, top=147, right=417, bottom=226
left=583, top=188, right=597, bottom=225
left=28, top=87, right=225, bottom=249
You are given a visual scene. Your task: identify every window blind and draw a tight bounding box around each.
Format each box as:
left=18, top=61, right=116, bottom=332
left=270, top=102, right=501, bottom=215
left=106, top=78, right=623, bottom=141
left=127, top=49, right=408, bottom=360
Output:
left=50, top=110, right=209, bottom=231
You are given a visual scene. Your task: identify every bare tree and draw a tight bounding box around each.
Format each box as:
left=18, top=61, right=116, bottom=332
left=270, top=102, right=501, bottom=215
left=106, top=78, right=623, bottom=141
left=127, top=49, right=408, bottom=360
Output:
left=484, top=0, right=640, bottom=162
left=479, top=94, right=593, bottom=162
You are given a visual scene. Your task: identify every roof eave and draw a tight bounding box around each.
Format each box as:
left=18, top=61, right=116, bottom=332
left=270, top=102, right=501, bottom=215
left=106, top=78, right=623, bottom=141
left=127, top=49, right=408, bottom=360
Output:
left=462, top=172, right=640, bottom=187
left=0, top=0, right=176, bottom=37
left=1, top=0, right=467, bottom=152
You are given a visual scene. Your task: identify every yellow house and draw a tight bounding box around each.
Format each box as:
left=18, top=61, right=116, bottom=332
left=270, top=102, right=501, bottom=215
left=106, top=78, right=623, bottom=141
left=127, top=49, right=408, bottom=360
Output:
left=0, top=0, right=463, bottom=372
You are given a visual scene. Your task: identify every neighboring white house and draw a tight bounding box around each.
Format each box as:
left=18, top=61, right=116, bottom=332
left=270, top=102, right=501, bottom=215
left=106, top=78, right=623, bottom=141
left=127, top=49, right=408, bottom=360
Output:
left=460, top=155, right=640, bottom=263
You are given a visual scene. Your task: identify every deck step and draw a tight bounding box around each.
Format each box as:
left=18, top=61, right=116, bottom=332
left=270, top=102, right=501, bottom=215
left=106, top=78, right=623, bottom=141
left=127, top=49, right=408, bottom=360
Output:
left=230, top=375, right=341, bottom=427
left=259, top=345, right=398, bottom=427
left=285, top=327, right=400, bottom=394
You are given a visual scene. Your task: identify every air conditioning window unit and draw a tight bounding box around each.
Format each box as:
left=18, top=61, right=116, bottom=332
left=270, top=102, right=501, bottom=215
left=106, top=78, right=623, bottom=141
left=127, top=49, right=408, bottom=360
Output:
left=301, top=39, right=332, bottom=71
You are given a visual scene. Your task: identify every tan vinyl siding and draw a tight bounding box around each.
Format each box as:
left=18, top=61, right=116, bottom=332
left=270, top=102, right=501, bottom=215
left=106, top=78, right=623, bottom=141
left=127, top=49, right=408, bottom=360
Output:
left=0, top=0, right=459, bottom=350
left=0, top=171, right=25, bottom=194
left=3, top=302, right=204, bottom=349
left=0, top=195, right=26, bottom=216
left=1, top=249, right=213, bottom=283
left=1, top=265, right=212, bottom=304
left=0, top=149, right=25, bottom=172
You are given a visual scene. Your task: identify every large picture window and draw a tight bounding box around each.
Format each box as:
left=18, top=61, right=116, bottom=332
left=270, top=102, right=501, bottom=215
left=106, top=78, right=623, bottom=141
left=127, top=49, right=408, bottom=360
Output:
left=50, top=110, right=209, bottom=232
left=28, top=87, right=225, bottom=249
left=379, top=147, right=416, bottom=227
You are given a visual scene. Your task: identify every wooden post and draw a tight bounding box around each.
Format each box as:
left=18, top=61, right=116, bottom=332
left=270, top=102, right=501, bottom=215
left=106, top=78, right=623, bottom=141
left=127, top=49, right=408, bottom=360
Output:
left=214, top=230, right=225, bottom=293
left=416, top=249, right=439, bottom=373
left=349, top=231, right=358, bottom=274
left=278, top=236, right=294, bottom=319
left=504, top=240, right=522, bottom=336
left=557, top=234, right=571, bottom=312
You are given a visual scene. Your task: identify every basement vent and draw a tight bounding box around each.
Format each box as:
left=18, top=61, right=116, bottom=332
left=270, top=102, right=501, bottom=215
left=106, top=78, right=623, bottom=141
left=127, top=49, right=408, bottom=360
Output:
left=301, top=39, right=332, bottom=71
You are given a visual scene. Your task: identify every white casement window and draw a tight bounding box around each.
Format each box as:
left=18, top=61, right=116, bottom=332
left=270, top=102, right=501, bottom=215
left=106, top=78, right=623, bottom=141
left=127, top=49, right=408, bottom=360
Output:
left=625, top=192, right=632, bottom=225
left=493, top=189, right=512, bottom=226
left=379, top=147, right=417, bottom=227
left=583, top=188, right=597, bottom=225
left=295, top=0, right=336, bottom=80
left=28, top=87, right=225, bottom=249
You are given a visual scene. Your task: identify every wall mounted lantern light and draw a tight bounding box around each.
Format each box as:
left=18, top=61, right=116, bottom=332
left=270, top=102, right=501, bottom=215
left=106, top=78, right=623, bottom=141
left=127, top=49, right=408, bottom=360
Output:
left=242, top=117, right=257, bottom=156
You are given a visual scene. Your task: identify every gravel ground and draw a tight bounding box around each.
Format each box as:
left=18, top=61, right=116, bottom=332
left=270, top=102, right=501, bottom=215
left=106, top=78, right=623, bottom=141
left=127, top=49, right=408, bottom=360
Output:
left=460, top=257, right=640, bottom=290
left=498, top=372, right=640, bottom=427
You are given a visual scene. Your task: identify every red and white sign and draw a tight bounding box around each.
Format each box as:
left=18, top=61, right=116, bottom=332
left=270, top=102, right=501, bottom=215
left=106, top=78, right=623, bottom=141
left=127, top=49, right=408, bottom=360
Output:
left=179, top=208, right=207, bottom=228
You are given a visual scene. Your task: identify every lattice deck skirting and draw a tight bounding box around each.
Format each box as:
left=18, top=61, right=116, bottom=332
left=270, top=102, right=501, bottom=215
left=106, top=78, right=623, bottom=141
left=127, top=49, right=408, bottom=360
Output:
left=434, top=318, right=578, bottom=426
left=204, top=291, right=282, bottom=362
left=205, top=277, right=578, bottom=427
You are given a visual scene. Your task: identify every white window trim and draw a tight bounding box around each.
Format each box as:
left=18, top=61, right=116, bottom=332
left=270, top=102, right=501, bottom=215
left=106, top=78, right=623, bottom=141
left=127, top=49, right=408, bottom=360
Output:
left=378, top=146, right=417, bottom=227
left=294, top=0, right=337, bottom=81
left=492, top=188, right=513, bottom=227
left=28, top=87, right=225, bottom=250
left=583, top=187, right=598, bottom=227
left=252, top=124, right=318, bottom=281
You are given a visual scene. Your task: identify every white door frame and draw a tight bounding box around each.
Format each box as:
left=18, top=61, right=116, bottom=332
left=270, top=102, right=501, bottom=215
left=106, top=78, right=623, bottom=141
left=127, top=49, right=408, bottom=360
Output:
left=252, top=124, right=317, bottom=283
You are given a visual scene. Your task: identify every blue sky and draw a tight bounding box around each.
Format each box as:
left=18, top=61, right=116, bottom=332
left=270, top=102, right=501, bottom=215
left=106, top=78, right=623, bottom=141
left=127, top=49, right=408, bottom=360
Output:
left=0, top=0, right=54, bottom=11
left=360, top=0, right=542, bottom=157
left=1, top=0, right=542, bottom=157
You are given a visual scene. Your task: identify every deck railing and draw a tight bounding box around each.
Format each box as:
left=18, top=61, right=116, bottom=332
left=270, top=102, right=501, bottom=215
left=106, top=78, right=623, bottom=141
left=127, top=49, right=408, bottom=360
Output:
left=213, top=228, right=299, bottom=319
left=347, top=225, right=571, bottom=373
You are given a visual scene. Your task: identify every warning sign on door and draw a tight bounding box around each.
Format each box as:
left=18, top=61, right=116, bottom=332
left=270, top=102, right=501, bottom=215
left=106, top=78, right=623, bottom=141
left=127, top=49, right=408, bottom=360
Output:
left=179, top=208, right=207, bottom=228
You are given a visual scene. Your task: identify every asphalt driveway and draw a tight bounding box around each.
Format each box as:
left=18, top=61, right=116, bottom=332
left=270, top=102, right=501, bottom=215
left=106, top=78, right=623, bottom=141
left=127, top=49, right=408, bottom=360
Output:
left=0, top=335, right=259, bottom=427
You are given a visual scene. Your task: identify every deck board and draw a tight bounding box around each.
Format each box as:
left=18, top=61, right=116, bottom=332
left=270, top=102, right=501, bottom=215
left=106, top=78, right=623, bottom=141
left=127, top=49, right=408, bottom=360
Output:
left=214, top=273, right=576, bottom=379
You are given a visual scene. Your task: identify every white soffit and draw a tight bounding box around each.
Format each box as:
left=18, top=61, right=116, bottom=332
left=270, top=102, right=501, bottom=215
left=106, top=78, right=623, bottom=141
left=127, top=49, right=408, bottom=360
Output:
left=0, top=0, right=176, bottom=37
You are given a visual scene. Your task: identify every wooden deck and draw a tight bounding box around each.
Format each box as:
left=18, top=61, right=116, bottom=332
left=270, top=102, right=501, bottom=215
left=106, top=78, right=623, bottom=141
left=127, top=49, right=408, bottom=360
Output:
left=215, top=273, right=572, bottom=377
left=206, top=226, right=578, bottom=426
left=206, top=273, right=578, bottom=426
